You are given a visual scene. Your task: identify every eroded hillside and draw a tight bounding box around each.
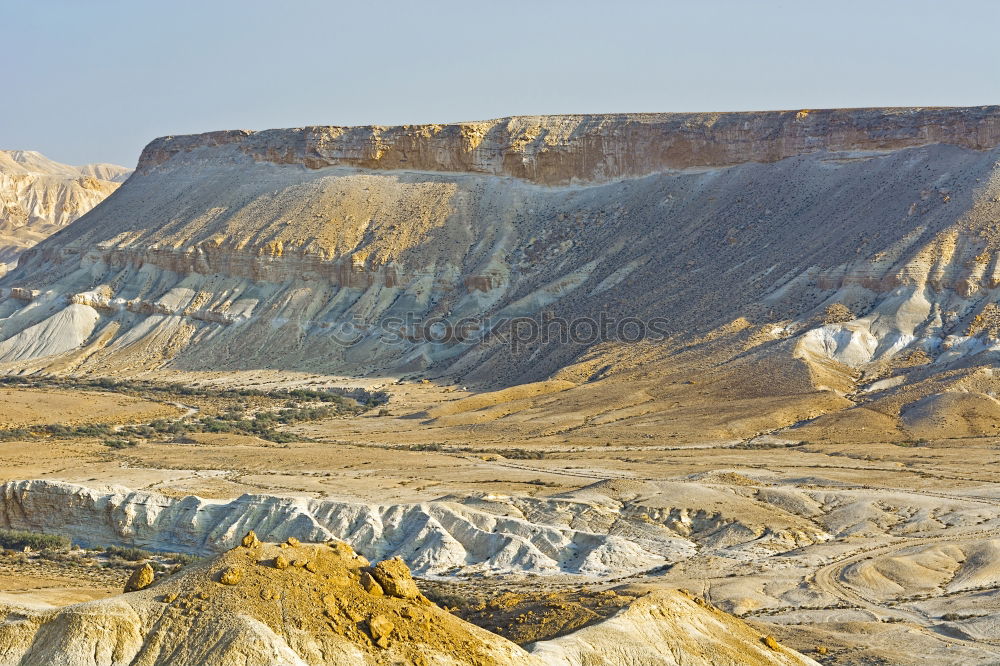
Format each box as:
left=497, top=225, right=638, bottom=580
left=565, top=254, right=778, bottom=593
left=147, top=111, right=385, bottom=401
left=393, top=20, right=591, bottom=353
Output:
left=0, top=150, right=130, bottom=274
left=5, top=108, right=1000, bottom=662
left=0, top=532, right=817, bottom=666
left=4, top=110, right=1000, bottom=443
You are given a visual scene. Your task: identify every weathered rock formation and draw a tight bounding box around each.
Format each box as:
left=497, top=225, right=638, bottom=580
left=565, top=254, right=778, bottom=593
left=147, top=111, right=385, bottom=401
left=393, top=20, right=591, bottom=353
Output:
left=0, top=479, right=683, bottom=577
left=0, top=150, right=130, bottom=272
left=11, top=476, right=941, bottom=579
left=0, top=538, right=535, bottom=666
left=528, top=588, right=813, bottom=665
left=6, top=109, right=1000, bottom=433
left=0, top=536, right=818, bottom=666
left=136, top=107, right=1000, bottom=184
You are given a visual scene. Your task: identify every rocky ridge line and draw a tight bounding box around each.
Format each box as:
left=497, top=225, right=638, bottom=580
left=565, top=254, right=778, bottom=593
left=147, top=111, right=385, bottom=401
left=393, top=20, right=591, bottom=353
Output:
left=138, top=107, right=1000, bottom=185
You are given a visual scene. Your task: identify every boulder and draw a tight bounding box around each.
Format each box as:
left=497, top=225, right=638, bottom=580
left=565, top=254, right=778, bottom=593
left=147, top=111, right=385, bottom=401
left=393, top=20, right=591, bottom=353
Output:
left=124, top=563, right=154, bottom=592
left=371, top=558, right=421, bottom=600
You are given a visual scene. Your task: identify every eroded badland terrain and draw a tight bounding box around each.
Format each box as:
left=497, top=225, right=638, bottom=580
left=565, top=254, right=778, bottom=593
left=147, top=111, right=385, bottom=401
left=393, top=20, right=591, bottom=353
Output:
left=3, top=108, right=1000, bottom=663
left=0, top=150, right=130, bottom=276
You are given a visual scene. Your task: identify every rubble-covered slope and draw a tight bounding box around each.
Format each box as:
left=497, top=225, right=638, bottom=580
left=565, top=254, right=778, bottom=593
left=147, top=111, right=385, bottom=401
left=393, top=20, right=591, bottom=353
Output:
left=528, top=588, right=814, bottom=666
left=0, top=535, right=817, bottom=666
left=0, top=537, right=535, bottom=666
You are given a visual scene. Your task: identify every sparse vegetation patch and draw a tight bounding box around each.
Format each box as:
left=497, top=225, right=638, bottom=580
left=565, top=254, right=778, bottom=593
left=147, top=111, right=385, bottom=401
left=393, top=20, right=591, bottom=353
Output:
left=0, top=376, right=389, bottom=444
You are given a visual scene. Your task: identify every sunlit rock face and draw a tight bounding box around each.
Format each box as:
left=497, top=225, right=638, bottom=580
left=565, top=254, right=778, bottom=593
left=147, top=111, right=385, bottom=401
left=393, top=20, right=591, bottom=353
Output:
left=5, top=108, right=1000, bottom=393
left=0, top=150, right=130, bottom=271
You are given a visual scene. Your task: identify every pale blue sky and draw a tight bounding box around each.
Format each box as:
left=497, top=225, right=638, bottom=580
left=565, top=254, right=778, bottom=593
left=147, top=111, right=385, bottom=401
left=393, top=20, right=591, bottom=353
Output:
left=4, top=0, right=1000, bottom=167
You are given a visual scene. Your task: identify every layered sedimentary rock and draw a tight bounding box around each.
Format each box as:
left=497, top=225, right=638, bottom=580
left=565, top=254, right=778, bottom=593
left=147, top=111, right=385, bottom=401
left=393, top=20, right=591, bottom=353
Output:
left=9, top=476, right=980, bottom=581
left=0, top=538, right=538, bottom=666
left=137, top=107, right=1000, bottom=184
left=5, top=110, right=1000, bottom=428
left=0, top=150, right=130, bottom=272
left=0, top=536, right=817, bottom=666
left=0, top=479, right=679, bottom=576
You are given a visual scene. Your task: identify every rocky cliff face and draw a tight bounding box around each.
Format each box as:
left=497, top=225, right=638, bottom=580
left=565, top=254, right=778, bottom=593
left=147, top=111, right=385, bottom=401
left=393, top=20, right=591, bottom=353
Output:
left=4, top=109, right=1000, bottom=425
left=0, top=150, right=130, bottom=273
left=0, top=478, right=845, bottom=579
left=137, top=107, right=1000, bottom=184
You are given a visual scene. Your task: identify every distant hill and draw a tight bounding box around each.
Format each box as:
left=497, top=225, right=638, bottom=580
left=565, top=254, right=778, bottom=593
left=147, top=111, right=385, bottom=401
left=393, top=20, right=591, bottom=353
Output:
left=0, top=150, right=130, bottom=273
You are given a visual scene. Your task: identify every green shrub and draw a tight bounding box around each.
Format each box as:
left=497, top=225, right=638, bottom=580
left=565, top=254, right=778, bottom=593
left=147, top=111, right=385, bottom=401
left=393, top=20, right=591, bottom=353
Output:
left=0, top=376, right=382, bottom=445
left=103, top=438, right=139, bottom=449
left=163, top=552, right=201, bottom=566
left=0, top=528, right=70, bottom=551
left=104, top=545, right=152, bottom=561
left=503, top=449, right=546, bottom=460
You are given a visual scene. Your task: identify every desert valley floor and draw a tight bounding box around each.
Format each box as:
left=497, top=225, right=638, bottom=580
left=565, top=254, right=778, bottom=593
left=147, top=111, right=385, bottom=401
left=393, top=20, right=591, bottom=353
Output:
left=0, top=371, right=998, bottom=664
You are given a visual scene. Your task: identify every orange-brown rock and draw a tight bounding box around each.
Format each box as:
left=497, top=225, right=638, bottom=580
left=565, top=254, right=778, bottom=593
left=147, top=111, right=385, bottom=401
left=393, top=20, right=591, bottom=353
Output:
left=370, top=557, right=422, bottom=600
left=124, top=563, right=154, bottom=592
left=137, top=107, right=1000, bottom=185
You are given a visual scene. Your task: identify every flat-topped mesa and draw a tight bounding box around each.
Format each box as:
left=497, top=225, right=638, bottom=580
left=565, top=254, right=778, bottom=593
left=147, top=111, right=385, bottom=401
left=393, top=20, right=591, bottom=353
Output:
left=138, top=107, right=1000, bottom=184
left=8, top=106, right=1000, bottom=382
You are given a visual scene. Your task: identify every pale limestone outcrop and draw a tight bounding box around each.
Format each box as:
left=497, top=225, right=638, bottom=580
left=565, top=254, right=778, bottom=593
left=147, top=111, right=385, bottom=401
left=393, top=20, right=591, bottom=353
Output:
left=0, top=479, right=683, bottom=576
left=528, top=590, right=819, bottom=665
